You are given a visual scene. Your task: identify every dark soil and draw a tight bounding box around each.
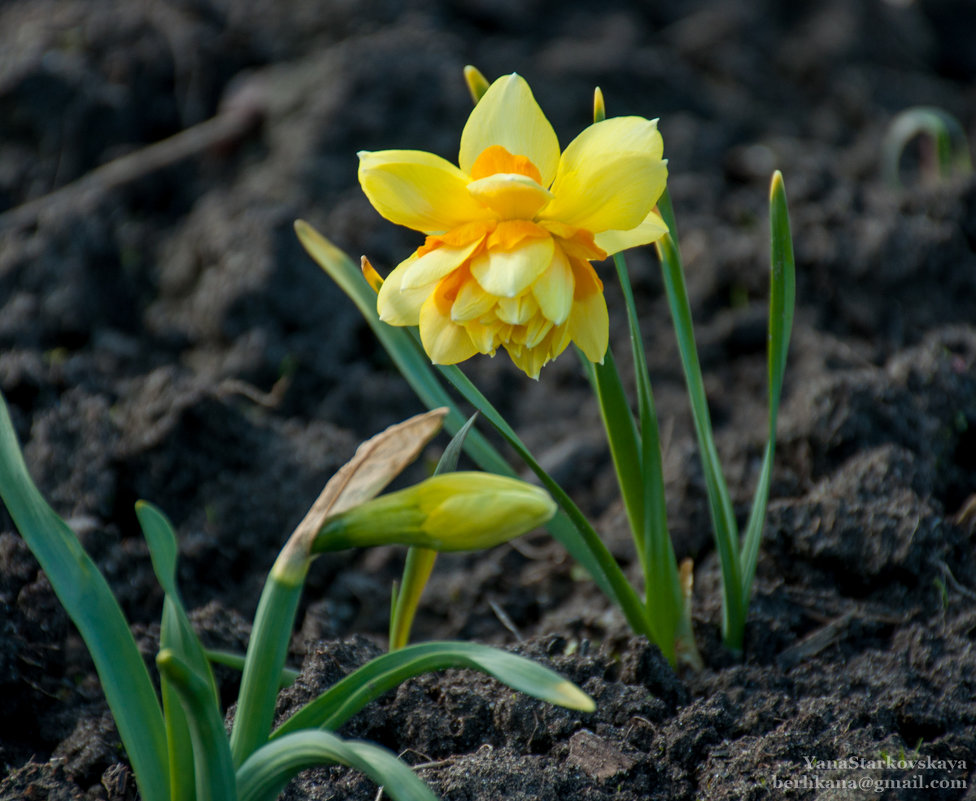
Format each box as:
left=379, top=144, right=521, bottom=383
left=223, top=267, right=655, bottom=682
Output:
left=2, top=0, right=976, bottom=799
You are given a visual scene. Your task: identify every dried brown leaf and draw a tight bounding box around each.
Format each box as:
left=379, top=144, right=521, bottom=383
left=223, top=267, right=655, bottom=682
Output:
left=289, top=408, right=448, bottom=552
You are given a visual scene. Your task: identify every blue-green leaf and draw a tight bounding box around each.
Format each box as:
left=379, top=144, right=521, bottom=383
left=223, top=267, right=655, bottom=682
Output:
left=0, top=393, right=169, bottom=801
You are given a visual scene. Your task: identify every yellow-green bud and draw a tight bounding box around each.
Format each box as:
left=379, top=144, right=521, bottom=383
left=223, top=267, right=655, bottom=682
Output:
left=313, top=472, right=556, bottom=553
left=464, top=65, right=490, bottom=104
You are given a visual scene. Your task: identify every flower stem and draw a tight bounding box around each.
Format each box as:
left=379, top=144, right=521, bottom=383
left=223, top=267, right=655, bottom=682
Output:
left=389, top=547, right=438, bottom=650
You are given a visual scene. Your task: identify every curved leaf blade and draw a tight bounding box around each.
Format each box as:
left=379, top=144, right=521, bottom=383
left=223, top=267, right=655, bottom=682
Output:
left=738, top=171, right=796, bottom=614
left=237, top=730, right=438, bottom=801
left=157, top=649, right=237, bottom=801
left=0, top=393, right=169, bottom=801
left=138, top=501, right=222, bottom=801
left=272, top=640, right=593, bottom=738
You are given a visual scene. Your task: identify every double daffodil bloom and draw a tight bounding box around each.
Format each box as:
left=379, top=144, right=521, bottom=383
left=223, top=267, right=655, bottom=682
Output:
left=359, top=72, right=669, bottom=378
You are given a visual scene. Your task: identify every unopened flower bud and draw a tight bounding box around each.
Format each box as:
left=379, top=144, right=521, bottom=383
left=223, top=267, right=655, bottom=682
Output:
left=313, top=472, right=556, bottom=553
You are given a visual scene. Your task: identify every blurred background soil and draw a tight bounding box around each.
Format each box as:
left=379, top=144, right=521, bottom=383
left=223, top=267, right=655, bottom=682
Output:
left=1, top=0, right=975, bottom=799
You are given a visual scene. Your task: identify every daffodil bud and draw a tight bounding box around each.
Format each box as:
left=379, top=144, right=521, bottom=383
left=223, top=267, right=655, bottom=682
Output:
left=463, top=65, right=490, bottom=104
left=312, top=472, right=556, bottom=553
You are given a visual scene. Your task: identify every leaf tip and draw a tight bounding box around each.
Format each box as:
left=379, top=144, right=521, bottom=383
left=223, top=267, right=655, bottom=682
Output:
left=555, top=680, right=596, bottom=713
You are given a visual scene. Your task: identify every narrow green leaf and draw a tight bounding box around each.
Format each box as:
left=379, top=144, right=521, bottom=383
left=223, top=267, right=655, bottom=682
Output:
left=237, top=730, right=438, bottom=801
left=737, top=172, right=796, bottom=624
left=160, top=601, right=198, bottom=801
left=204, top=648, right=300, bottom=688
left=608, top=250, right=684, bottom=663
left=0, top=393, right=169, bottom=801
left=434, top=412, right=478, bottom=476
left=881, top=106, right=973, bottom=187
left=272, top=640, right=593, bottom=739
left=435, top=363, right=652, bottom=639
left=157, top=649, right=237, bottom=801
left=229, top=566, right=306, bottom=767
left=590, top=347, right=645, bottom=565
left=138, top=501, right=223, bottom=801
left=295, top=220, right=464, bottom=428
left=655, top=195, right=744, bottom=644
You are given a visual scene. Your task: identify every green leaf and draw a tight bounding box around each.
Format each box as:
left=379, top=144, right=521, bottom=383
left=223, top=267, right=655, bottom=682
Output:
left=737, top=172, right=796, bottom=628
left=204, top=648, right=299, bottom=688
left=434, top=411, right=478, bottom=476
left=272, top=640, right=593, bottom=738
left=0, top=393, right=169, bottom=801
left=881, top=106, right=973, bottom=187
left=237, top=730, right=438, bottom=801
left=608, top=250, right=685, bottom=663
left=655, top=191, right=744, bottom=647
left=590, top=346, right=645, bottom=563
left=157, top=649, right=237, bottom=801
left=137, top=501, right=223, bottom=801
left=229, top=566, right=306, bottom=767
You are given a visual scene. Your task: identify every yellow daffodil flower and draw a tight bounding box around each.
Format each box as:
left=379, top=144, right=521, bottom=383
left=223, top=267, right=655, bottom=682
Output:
left=358, top=72, right=669, bottom=378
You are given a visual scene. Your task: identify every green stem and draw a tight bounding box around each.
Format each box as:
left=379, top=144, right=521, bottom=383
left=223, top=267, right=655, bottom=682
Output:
left=389, top=547, right=438, bottom=650
left=229, top=552, right=308, bottom=767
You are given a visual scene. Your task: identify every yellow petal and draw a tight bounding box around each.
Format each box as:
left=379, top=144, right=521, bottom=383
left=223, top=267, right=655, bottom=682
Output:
left=376, top=254, right=430, bottom=326
left=541, top=117, right=667, bottom=234
left=531, top=246, right=574, bottom=325
left=361, top=256, right=384, bottom=293
left=419, top=293, right=479, bottom=364
left=496, top=293, right=538, bottom=325
left=463, top=318, right=499, bottom=354
left=470, top=235, right=555, bottom=298
left=459, top=74, right=560, bottom=187
left=593, top=209, right=669, bottom=255
left=400, top=239, right=482, bottom=289
left=524, top=313, right=554, bottom=348
left=467, top=173, right=552, bottom=219
left=569, top=262, right=608, bottom=363
left=505, top=343, right=546, bottom=380
left=452, top=275, right=496, bottom=322
left=358, top=150, right=491, bottom=233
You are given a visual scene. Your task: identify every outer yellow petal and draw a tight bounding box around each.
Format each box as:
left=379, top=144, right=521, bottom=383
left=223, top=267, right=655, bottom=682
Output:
left=358, top=150, right=491, bottom=233
left=459, top=74, right=560, bottom=187
left=568, top=262, right=609, bottom=364
left=419, top=294, right=479, bottom=364
left=569, top=291, right=609, bottom=364
left=593, top=209, right=670, bottom=255
left=401, top=240, right=482, bottom=289
left=541, top=117, right=667, bottom=234
left=470, top=236, right=555, bottom=298
left=376, top=254, right=430, bottom=325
